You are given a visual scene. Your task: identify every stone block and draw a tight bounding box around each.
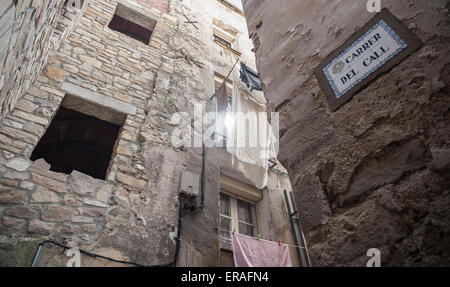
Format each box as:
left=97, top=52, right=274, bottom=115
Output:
left=4, top=157, right=31, bottom=171
left=62, top=64, right=79, bottom=73
left=19, top=181, right=35, bottom=190
left=72, top=216, right=94, bottom=223
left=39, top=86, right=65, bottom=97
left=29, top=159, right=51, bottom=172
left=2, top=216, right=25, bottom=230
left=28, top=220, right=54, bottom=235
left=31, top=172, right=66, bottom=193
left=1, top=178, right=18, bottom=187
left=23, top=121, right=45, bottom=136
left=30, top=159, right=67, bottom=182
left=0, top=189, right=26, bottom=204
left=113, top=186, right=130, bottom=207
left=14, top=99, right=39, bottom=113
left=27, top=86, right=47, bottom=99
left=41, top=206, right=73, bottom=222
left=7, top=206, right=37, bottom=219
left=83, top=207, right=106, bottom=217
left=83, top=198, right=109, bottom=208
left=63, top=194, right=82, bottom=207
left=66, top=170, right=96, bottom=196
left=0, top=133, right=12, bottom=145
left=116, top=172, right=147, bottom=190
left=79, top=55, right=102, bottom=68
left=82, top=224, right=97, bottom=233
left=116, top=145, right=132, bottom=156
left=121, top=130, right=137, bottom=142
left=60, top=82, right=137, bottom=115
left=11, top=110, right=48, bottom=125
left=96, top=183, right=113, bottom=203
left=45, top=66, right=69, bottom=82
left=31, top=187, right=60, bottom=203
left=56, top=224, right=81, bottom=234
left=23, top=122, right=45, bottom=136
left=3, top=170, right=30, bottom=180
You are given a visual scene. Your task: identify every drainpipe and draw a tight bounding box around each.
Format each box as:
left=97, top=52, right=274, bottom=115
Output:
left=283, top=190, right=311, bottom=267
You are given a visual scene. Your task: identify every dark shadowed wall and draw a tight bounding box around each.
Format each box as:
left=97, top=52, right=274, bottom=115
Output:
left=242, top=0, right=450, bottom=266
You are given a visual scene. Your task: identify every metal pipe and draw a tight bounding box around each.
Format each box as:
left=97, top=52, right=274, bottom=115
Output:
left=289, top=191, right=311, bottom=267
left=172, top=197, right=184, bottom=266
left=283, top=190, right=311, bottom=267
left=31, top=244, right=43, bottom=267
left=200, top=143, right=205, bottom=208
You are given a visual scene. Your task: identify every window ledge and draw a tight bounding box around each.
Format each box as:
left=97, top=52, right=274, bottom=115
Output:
left=214, top=39, right=242, bottom=56
left=221, top=175, right=262, bottom=202
left=216, top=0, right=244, bottom=16
left=219, top=239, right=233, bottom=252
left=220, top=246, right=233, bottom=252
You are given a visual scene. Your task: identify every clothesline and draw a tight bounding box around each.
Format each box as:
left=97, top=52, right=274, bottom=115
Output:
left=217, top=227, right=308, bottom=250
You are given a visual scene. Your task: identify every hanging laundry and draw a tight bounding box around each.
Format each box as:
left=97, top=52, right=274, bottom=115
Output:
left=216, top=80, right=229, bottom=114
left=226, top=84, right=277, bottom=189
left=215, top=80, right=229, bottom=142
left=232, top=233, right=292, bottom=267
left=239, top=62, right=263, bottom=91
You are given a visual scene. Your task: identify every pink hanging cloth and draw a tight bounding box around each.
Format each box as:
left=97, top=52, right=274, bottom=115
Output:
left=232, top=233, right=292, bottom=267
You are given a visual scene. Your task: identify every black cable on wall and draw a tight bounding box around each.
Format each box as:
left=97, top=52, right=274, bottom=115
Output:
left=31, top=197, right=184, bottom=267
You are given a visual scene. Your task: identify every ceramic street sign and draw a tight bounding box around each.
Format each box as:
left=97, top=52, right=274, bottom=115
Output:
left=324, top=20, right=407, bottom=99
left=315, top=8, right=422, bottom=111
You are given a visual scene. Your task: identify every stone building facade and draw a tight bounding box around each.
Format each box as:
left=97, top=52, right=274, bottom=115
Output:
left=0, top=0, right=300, bottom=266
left=0, top=0, right=86, bottom=120
left=241, top=0, right=450, bottom=266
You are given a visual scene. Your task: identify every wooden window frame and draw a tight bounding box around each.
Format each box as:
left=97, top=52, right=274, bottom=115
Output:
left=214, top=34, right=232, bottom=48
left=219, top=190, right=260, bottom=251
left=213, top=24, right=242, bottom=56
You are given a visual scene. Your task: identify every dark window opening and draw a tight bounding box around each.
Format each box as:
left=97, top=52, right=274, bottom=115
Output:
left=30, top=107, right=121, bottom=180
left=66, top=0, right=85, bottom=9
left=108, top=14, right=153, bottom=44
left=214, top=34, right=232, bottom=48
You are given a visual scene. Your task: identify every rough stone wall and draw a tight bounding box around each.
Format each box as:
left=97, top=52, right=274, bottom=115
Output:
left=0, top=0, right=180, bottom=266
left=0, top=0, right=299, bottom=266
left=0, top=0, right=87, bottom=120
left=242, top=0, right=450, bottom=266
left=137, top=0, right=169, bottom=14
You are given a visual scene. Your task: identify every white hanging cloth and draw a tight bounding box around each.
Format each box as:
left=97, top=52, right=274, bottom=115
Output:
left=226, top=85, right=278, bottom=189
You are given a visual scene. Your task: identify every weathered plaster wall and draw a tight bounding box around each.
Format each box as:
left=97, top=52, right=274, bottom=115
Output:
left=163, top=0, right=299, bottom=267
left=0, top=0, right=87, bottom=120
left=242, top=0, right=450, bottom=266
left=0, top=0, right=298, bottom=266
